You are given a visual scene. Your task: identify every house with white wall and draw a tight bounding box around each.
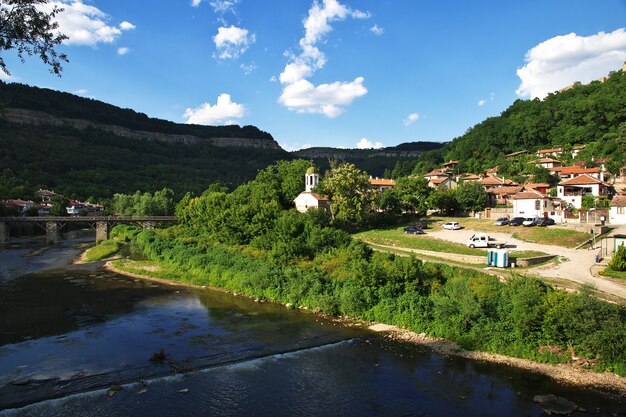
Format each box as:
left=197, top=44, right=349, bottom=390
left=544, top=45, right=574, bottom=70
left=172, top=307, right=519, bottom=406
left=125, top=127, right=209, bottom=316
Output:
left=556, top=174, right=611, bottom=209
left=511, top=190, right=564, bottom=222
left=610, top=195, right=626, bottom=225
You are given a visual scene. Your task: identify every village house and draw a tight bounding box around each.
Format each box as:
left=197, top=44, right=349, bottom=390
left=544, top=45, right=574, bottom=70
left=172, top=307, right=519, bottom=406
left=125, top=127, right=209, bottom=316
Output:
left=479, top=175, right=517, bottom=191
left=556, top=174, right=611, bottom=209
left=486, top=167, right=498, bottom=176
left=294, top=166, right=330, bottom=213
left=534, top=157, right=561, bottom=169
left=486, top=186, right=523, bottom=207
left=429, top=176, right=457, bottom=189
left=0, top=199, right=36, bottom=216
left=368, top=177, right=395, bottom=192
left=440, top=160, right=459, bottom=172
left=609, top=194, right=626, bottom=225
left=460, top=173, right=482, bottom=182
left=505, top=150, right=529, bottom=159
left=523, top=183, right=550, bottom=194
left=536, top=146, right=563, bottom=158
left=571, top=145, right=586, bottom=158
left=511, top=189, right=564, bottom=222
left=551, top=166, right=603, bottom=181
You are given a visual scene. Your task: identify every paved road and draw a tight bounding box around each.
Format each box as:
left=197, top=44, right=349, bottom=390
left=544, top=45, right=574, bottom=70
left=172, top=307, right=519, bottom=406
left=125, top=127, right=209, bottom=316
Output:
left=427, top=226, right=626, bottom=300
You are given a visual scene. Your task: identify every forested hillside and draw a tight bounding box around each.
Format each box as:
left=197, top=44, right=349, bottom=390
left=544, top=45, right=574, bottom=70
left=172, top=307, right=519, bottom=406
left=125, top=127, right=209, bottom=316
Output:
left=417, top=69, right=626, bottom=173
left=0, top=81, right=274, bottom=141
left=294, top=141, right=444, bottom=178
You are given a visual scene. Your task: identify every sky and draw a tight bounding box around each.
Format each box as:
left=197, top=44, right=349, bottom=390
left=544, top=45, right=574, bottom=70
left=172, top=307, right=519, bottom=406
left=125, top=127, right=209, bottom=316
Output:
left=2, top=0, right=626, bottom=152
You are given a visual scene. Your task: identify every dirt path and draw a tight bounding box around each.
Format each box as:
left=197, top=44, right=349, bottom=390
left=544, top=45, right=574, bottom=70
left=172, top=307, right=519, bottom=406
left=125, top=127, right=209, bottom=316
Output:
left=427, top=228, right=626, bottom=300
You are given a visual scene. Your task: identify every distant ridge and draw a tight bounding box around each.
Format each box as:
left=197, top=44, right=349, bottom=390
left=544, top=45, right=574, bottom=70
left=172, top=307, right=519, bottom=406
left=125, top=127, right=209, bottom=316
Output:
left=294, top=141, right=444, bottom=159
left=0, top=81, right=279, bottom=149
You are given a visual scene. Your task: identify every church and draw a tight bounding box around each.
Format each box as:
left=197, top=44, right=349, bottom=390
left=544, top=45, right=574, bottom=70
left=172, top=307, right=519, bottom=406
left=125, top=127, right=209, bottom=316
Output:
left=293, top=166, right=330, bottom=213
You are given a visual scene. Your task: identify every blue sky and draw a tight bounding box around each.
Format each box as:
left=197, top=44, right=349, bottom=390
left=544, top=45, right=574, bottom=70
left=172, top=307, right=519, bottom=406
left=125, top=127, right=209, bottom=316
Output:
left=2, top=0, right=626, bottom=151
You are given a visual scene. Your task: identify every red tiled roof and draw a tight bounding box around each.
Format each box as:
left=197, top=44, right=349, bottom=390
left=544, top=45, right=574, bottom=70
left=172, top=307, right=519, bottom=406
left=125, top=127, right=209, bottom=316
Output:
left=487, top=186, right=523, bottom=195
left=512, top=189, right=550, bottom=200
left=441, top=160, right=459, bottom=167
left=523, top=183, right=549, bottom=190
left=480, top=176, right=517, bottom=186
left=424, top=169, right=448, bottom=177
left=537, top=147, right=563, bottom=154
left=430, top=178, right=449, bottom=185
left=368, top=178, right=395, bottom=187
left=558, top=166, right=600, bottom=175
left=558, top=174, right=606, bottom=186
left=610, top=195, right=626, bottom=207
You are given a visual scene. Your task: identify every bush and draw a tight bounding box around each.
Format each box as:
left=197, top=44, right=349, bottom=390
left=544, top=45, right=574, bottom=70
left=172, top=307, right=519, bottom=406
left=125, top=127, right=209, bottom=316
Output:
left=609, top=244, right=626, bottom=271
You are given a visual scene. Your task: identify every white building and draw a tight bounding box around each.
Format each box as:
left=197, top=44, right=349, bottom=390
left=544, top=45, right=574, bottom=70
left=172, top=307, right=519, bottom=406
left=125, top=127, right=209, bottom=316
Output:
left=294, top=166, right=330, bottom=213
left=511, top=189, right=564, bottom=222
left=610, top=195, right=626, bottom=225
left=556, top=174, right=611, bottom=209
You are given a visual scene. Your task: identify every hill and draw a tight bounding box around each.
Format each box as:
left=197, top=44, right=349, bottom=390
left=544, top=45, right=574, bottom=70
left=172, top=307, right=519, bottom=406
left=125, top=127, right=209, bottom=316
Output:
left=0, top=81, right=288, bottom=200
left=294, top=142, right=444, bottom=178
left=416, top=68, right=626, bottom=174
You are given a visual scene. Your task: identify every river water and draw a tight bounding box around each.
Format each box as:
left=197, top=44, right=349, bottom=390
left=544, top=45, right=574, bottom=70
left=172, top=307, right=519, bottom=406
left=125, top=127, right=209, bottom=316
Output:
left=0, top=235, right=624, bottom=416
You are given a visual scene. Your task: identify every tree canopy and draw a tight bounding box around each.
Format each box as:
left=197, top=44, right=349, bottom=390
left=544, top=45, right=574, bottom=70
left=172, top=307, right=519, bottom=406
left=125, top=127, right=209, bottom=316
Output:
left=0, top=0, right=68, bottom=76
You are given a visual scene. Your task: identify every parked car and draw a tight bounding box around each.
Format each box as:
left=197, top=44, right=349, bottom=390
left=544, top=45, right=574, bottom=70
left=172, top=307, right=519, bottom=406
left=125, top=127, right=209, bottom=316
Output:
left=536, top=217, right=555, bottom=227
left=522, top=217, right=540, bottom=227
left=441, top=222, right=461, bottom=230
left=509, top=217, right=525, bottom=226
left=404, top=226, right=425, bottom=235
left=494, top=217, right=509, bottom=226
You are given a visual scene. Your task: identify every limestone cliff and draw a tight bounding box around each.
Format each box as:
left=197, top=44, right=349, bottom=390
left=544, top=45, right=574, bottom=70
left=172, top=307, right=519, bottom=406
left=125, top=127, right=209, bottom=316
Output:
left=1, top=108, right=284, bottom=150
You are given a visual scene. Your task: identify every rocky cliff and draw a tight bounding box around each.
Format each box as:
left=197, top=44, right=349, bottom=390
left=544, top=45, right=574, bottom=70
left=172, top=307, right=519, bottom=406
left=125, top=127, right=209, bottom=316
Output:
left=1, top=108, right=284, bottom=150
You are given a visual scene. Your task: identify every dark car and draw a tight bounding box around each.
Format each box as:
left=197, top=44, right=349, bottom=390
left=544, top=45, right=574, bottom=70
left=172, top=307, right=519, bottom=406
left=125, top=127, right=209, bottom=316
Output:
left=404, top=226, right=425, bottom=235
left=509, top=217, right=525, bottom=226
left=536, top=217, right=555, bottom=227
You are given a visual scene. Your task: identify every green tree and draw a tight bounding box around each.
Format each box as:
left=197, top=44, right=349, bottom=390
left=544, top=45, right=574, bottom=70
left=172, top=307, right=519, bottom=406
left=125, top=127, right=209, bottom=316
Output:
left=50, top=195, right=69, bottom=216
left=428, top=188, right=458, bottom=215
left=609, top=244, right=626, bottom=271
left=455, top=181, right=487, bottom=213
left=321, top=163, right=371, bottom=224
left=0, top=0, right=68, bottom=76
left=394, top=176, right=431, bottom=216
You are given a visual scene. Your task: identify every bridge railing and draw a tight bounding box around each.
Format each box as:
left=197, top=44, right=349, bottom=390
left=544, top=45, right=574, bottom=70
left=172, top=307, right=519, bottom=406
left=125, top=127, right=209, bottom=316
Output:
left=0, top=216, right=178, bottom=223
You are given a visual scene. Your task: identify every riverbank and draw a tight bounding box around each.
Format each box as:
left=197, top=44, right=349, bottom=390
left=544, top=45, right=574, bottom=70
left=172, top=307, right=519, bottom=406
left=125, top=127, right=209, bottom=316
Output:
left=103, top=258, right=626, bottom=399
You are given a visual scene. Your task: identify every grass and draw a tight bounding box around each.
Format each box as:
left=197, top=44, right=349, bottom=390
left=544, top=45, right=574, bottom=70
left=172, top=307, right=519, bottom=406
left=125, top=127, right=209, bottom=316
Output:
left=427, top=216, right=591, bottom=248
left=353, top=227, right=486, bottom=256
left=354, top=226, right=550, bottom=259
left=599, top=268, right=626, bottom=280
left=84, top=240, right=123, bottom=262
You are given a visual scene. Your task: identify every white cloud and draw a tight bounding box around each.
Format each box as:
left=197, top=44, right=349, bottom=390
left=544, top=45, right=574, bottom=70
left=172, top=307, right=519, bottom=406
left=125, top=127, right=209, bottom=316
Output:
left=209, top=0, right=240, bottom=13
left=478, top=99, right=486, bottom=106
left=73, top=88, right=88, bottom=95
left=516, top=28, right=626, bottom=99
left=117, top=47, right=129, bottom=55
left=48, top=1, right=135, bottom=46
left=240, top=62, right=256, bottom=75
left=356, top=138, right=384, bottom=149
left=191, top=0, right=202, bottom=7
left=277, top=0, right=369, bottom=117
left=370, top=24, right=384, bottom=36
left=0, top=71, right=12, bottom=81
left=278, top=77, right=367, bottom=117
left=183, top=93, right=246, bottom=125
left=403, top=112, right=420, bottom=126
left=213, top=25, right=255, bottom=59
left=119, top=21, right=136, bottom=31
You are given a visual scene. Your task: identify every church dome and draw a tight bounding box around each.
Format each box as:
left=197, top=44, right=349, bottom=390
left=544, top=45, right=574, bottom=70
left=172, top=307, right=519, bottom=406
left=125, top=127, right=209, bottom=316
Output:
left=306, top=165, right=319, bottom=174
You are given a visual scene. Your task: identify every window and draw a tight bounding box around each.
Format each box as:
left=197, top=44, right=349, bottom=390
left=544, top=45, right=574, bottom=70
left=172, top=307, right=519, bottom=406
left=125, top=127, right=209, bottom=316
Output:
left=535, top=200, right=540, bottom=210
left=618, top=207, right=625, bottom=215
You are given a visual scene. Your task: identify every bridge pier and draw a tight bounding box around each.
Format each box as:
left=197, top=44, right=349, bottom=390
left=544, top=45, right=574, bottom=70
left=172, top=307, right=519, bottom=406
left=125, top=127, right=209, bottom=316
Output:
left=0, top=222, right=8, bottom=244
left=46, top=222, right=61, bottom=244
left=96, top=222, right=111, bottom=243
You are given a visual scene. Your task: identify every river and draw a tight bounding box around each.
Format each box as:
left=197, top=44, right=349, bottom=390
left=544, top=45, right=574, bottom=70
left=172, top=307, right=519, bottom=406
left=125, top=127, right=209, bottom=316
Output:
left=0, top=234, right=624, bottom=416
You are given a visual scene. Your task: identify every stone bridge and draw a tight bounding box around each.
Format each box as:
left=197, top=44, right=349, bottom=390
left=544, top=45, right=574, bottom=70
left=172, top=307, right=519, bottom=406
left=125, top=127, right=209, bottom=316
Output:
left=0, top=216, right=177, bottom=244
